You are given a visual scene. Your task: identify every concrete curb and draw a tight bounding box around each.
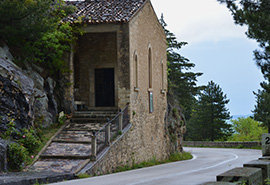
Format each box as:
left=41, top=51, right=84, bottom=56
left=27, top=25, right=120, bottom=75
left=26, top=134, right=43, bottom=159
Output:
left=0, top=171, right=75, bottom=185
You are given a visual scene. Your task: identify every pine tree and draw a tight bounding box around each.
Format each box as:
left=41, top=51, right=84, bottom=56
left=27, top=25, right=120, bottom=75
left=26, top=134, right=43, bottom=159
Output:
left=253, top=81, right=270, bottom=132
left=217, top=0, right=270, bottom=133
left=159, top=15, right=203, bottom=120
left=186, top=81, right=232, bottom=141
left=0, top=0, right=78, bottom=73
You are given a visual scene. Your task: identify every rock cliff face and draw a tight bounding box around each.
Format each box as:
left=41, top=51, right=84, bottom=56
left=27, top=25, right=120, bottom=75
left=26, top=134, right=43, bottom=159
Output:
left=0, top=45, right=58, bottom=135
left=165, top=92, right=187, bottom=153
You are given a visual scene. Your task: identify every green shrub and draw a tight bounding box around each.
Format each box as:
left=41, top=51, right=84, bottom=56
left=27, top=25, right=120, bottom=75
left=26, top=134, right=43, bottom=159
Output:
left=1, top=118, right=19, bottom=140
left=7, top=142, right=29, bottom=170
left=18, top=128, right=41, bottom=154
left=168, top=152, right=193, bottom=162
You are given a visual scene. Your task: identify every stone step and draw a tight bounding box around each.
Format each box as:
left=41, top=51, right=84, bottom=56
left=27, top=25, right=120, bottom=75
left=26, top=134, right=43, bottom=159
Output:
left=244, top=160, right=270, bottom=182
left=41, top=142, right=92, bottom=159
left=64, top=122, right=105, bottom=131
left=32, top=158, right=87, bottom=173
left=72, top=114, right=117, bottom=119
left=70, top=117, right=110, bottom=123
left=217, top=167, right=263, bottom=185
left=73, top=110, right=118, bottom=116
left=53, top=130, right=92, bottom=143
left=52, top=139, right=92, bottom=144
left=40, top=154, right=91, bottom=160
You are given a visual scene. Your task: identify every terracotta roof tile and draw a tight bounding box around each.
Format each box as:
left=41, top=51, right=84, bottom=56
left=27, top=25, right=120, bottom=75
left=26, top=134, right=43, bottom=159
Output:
left=64, top=0, right=147, bottom=24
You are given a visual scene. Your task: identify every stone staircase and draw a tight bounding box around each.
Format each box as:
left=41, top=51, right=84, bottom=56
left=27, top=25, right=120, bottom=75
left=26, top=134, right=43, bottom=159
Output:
left=30, top=110, right=118, bottom=174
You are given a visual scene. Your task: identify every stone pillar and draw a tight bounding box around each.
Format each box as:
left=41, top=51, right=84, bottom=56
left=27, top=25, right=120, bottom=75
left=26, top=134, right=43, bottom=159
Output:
left=63, top=46, right=75, bottom=113
left=118, top=109, right=123, bottom=132
left=262, top=133, right=270, bottom=157
left=0, top=139, right=7, bottom=172
left=105, top=123, right=111, bottom=146
left=91, top=134, right=97, bottom=161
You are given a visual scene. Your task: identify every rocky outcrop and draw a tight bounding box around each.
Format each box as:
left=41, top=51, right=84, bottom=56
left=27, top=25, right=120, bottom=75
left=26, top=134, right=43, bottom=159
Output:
left=165, top=92, right=186, bottom=153
left=0, top=139, right=7, bottom=172
left=0, top=45, right=58, bottom=134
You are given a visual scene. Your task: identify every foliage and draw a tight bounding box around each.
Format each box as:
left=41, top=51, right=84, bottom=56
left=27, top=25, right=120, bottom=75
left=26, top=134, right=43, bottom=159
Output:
left=159, top=15, right=203, bottom=120
left=1, top=118, right=19, bottom=140
left=253, top=81, right=270, bottom=132
left=58, top=111, right=67, bottom=125
left=7, top=142, right=29, bottom=171
left=76, top=173, right=92, bottom=179
left=228, top=117, right=267, bottom=141
left=114, top=152, right=192, bottom=173
left=217, top=0, right=270, bottom=133
left=2, top=117, right=62, bottom=171
left=18, top=128, right=41, bottom=154
left=186, top=81, right=232, bottom=141
left=0, top=0, right=80, bottom=74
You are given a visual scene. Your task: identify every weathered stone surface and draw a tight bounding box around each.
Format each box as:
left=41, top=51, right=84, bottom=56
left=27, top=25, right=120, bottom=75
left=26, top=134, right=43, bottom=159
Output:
left=32, top=159, right=86, bottom=173
left=0, top=139, right=8, bottom=172
left=217, top=167, right=263, bottom=185
left=0, top=45, right=14, bottom=63
left=0, top=69, right=31, bottom=131
left=0, top=171, right=75, bottom=185
left=202, top=182, right=236, bottom=185
left=0, top=45, right=59, bottom=130
left=244, top=160, right=270, bottom=182
left=42, top=142, right=92, bottom=157
left=262, top=133, right=270, bottom=157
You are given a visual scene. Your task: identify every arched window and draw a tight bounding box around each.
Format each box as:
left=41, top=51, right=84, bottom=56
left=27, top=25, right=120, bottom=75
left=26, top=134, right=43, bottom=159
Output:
left=148, top=46, right=153, bottom=113
left=134, top=52, right=139, bottom=91
left=148, top=47, right=152, bottom=89
left=161, top=60, right=164, bottom=91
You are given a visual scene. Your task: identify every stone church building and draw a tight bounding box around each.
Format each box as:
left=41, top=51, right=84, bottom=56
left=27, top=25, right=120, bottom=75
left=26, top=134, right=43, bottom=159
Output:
left=64, top=0, right=170, bottom=171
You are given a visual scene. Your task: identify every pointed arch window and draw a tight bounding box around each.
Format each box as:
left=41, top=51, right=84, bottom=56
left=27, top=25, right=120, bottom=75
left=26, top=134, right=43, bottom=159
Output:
left=134, top=52, right=139, bottom=91
left=148, top=47, right=152, bottom=89
left=161, top=60, right=166, bottom=94
left=148, top=46, right=153, bottom=113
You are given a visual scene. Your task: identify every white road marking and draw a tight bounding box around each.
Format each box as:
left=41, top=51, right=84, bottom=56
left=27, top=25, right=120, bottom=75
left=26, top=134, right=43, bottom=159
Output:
left=128, top=152, right=239, bottom=185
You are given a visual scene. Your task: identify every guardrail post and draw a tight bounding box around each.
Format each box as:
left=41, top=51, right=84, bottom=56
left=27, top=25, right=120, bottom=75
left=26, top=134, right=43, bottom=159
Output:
left=105, top=118, right=111, bottom=146
left=91, top=131, right=97, bottom=160
left=119, top=109, right=123, bottom=133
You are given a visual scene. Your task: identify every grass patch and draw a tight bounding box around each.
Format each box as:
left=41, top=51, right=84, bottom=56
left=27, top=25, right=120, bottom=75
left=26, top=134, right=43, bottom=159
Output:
left=38, top=123, right=62, bottom=149
left=183, top=145, right=261, bottom=150
left=26, top=123, right=63, bottom=166
left=76, top=173, right=92, bottom=179
left=114, top=151, right=192, bottom=173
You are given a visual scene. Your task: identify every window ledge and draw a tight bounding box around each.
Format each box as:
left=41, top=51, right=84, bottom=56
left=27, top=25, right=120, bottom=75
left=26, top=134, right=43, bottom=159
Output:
left=134, top=87, right=140, bottom=92
left=161, top=89, right=166, bottom=94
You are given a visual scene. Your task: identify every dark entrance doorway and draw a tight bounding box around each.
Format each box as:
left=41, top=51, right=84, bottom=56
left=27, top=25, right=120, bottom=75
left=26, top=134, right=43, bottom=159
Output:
left=95, top=68, right=115, bottom=107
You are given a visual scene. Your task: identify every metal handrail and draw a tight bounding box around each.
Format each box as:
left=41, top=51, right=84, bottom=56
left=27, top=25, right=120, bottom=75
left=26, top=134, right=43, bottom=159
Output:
left=95, top=105, right=128, bottom=136
left=91, top=104, right=129, bottom=159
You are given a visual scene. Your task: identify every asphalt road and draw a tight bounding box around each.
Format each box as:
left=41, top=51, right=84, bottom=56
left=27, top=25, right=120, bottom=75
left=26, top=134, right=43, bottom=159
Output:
left=50, top=147, right=262, bottom=185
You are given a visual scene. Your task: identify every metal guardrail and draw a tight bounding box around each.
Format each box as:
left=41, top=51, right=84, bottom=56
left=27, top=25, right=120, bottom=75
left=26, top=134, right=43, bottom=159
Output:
left=90, top=104, right=129, bottom=160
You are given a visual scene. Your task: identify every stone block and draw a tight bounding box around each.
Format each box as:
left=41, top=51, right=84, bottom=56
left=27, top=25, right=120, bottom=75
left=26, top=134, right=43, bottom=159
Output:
left=244, top=160, right=270, bottom=182
left=0, top=139, right=7, bottom=172
left=262, top=133, right=270, bottom=156
left=217, top=167, right=263, bottom=185
left=202, top=182, right=236, bottom=185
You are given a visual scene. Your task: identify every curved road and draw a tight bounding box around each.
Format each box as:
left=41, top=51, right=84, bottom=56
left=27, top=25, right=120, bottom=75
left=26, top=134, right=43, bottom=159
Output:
left=51, top=147, right=262, bottom=185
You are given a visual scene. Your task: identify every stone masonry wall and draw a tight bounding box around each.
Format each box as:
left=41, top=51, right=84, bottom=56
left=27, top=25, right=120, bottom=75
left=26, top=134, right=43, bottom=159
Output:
left=183, top=141, right=261, bottom=148
left=83, top=1, right=169, bottom=175
left=74, top=32, right=118, bottom=108
left=127, top=0, right=169, bottom=162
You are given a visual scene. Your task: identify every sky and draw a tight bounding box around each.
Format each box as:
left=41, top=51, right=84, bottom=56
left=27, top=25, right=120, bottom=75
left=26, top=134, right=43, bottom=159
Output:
left=151, top=0, right=264, bottom=116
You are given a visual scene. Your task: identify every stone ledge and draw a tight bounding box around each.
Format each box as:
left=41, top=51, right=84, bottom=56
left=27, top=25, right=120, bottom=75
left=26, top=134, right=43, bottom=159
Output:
left=244, top=160, right=270, bottom=181
left=0, top=171, right=75, bottom=185
left=217, top=167, right=262, bottom=185
left=201, top=182, right=237, bottom=185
